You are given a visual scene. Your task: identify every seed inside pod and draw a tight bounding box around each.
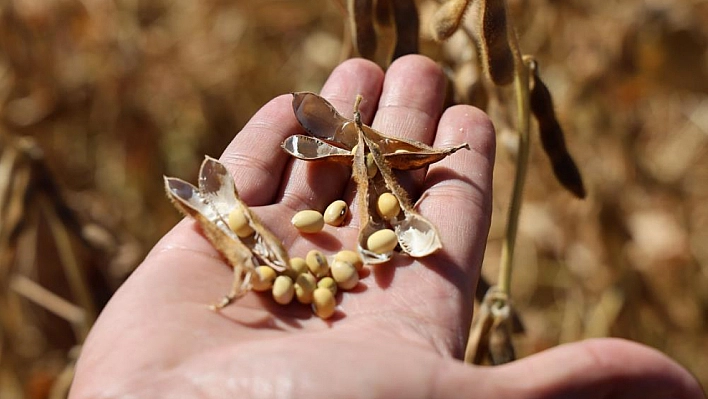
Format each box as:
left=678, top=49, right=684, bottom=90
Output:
left=251, top=266, right=277, bottom=292
left=334, top=250, right=363, bottom=271
left=324, top=200, right=348, bottom=226
left=331, top=260, right=359, bottom=290
left=367, top=228, right=398, bottom=254
left=295, top=273, right=317, bottom=304
left=292, top=210, right=325, bottom=233
left=366, top=152, right=377, bottom=178
left=228, top=207, right=254, bottom=238
left=312, top=287, right=336, bottom=319
left=317, top=277, right=338, bottom=296
left=376, top=192, right=400, bottom=221
left=272, top=275, right=295, bottom=305
left=306, top=249, right=329, bottom=277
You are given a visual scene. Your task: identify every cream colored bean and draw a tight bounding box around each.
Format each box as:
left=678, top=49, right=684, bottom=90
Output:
left=366, top=152, right=377, bottom=178
left=324, top=200, right=348, bottom=226
left=376, top=192, right=400, bottom=221
left=317, top=277, right=338, bottom=296
left=285, top=257, right=308, bottom=279
left=272, top=275, right=295, bottom=305
left=334, top=250, right=363, bottom=271
left=306, top=250, right=329, bottom=277
left=251, top=266, right=277, bottom=292
left=228, top=207, right=254, bottom=238
left=295, top=273, right=317, bottom=304
left=312, top=287, right=336, bottom=319
left=331, top=260, right=359, bottom=290
left=367, top=229, right=398, bottom=254
left=291, top=210, right=324, bottom=233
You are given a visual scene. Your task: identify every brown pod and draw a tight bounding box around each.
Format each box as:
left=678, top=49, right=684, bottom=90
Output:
left=391, top=0, right=419, bottom=59
left=529, top=62, right=586, bottom=198
left=348, top=0, right=378, bottom=60
left=479, top=0, right=514, bottom=86
left=431, top=0, right=472, bottom=42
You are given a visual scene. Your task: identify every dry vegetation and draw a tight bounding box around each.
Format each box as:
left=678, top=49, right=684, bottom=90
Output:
left=0, top=0, right=706, bottom=397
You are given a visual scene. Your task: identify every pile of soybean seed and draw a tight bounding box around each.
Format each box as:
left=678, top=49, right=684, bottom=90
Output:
left=226, top=191, right=402, bottom=319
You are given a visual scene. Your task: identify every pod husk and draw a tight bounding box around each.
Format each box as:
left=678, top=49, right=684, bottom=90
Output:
left=164, top=157, right=291, bottom=306
left=529, top=62, right=586, bottom=198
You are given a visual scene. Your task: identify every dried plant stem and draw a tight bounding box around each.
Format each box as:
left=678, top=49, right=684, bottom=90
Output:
left=9, top=275, right=87, bottom=337
left=496, top=24, right=530, bottom=297
left=40, top=195, right=96, bottom=338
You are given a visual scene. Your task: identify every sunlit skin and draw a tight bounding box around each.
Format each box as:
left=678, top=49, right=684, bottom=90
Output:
left=70, top=55, right=704, bottom=399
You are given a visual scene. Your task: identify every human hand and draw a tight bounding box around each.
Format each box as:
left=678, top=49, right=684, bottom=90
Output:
left=70, top=55, right=704, bottom=399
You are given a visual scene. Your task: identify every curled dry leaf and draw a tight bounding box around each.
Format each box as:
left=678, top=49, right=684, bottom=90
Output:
left=164, top=156, right=290, bottom=307
left=285, top=92, right=469, bottom=264
left=528, top=60, right=586, bottom=198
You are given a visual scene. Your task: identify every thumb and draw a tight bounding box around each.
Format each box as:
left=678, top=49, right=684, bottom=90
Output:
left=435, top=338, right=704, bottom=399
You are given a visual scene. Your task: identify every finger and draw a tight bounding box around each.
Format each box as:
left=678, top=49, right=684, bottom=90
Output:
left=277, top=58, right=384, bottom=213
left=371, top=54, right=447, bottom=145
left=435, top=339, right=705, bottom=399
left=219, top=94, right=299, bottom=206
left=343, top=105, right=495, bottom=357
left=370, top=54, right=447, bottom=195
left=400, top=105, right=495, bottom=355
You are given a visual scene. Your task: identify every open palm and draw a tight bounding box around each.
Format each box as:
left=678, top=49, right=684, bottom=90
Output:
left=70, top=56, right=703, bottom=399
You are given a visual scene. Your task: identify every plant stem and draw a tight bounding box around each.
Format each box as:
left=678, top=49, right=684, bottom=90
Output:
left=497, top=26, right=530, bottom=297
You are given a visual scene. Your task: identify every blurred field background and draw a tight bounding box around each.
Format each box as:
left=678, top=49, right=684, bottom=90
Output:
left=0, top=0, right=706, bottom=397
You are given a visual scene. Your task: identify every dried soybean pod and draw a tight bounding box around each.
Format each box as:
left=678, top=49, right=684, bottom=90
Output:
left=431, top=0, right=472, bottom=42
left=312, top=287, right=336, bottom=319
left=306, top=250, right=329, bottom=277
left=295, top=273, right=317, bottom=304
left=324, top=200, right=348, bottom=226
left=317, top=277, right=338, bottom=296
left=478, top=0, right=514, bottom=86
left=348, top=0, right=377, bottom=60
left=529, top=61, right=586, bottom=198
left=272, top=275, right=295, bottom=305
left=292, top=210, right=325, bottom=233
left=334, top=250, right=363, bottom=271
left=390, top=0, right=419, bottom=59
left=375, top=0, right=393, bottom=27
left=251, top=266, right=277, bottom=292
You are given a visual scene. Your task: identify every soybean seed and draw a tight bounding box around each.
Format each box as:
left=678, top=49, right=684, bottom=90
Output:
left=272, top=275, right=295, bottom=305
left=286, top=257, right=308, bottom=278
left=251, top=266, right=277, bottom=292
left=228, top=207, right=254, bottom=238
left=331, top=260, right=359, bottom=290
left=376, top=192, right=400, bottom=221
left=295, top=273, right=317, bottom=304
left=367, top=229, right=398, bottom=254
left=291, top=210, right=325, bottom=233
left=366, top=152, right=377, bottom=178
left=317, top=277, right=338, bottom=296
left=324, top=200, right=348, bottom=226
left=334, top=250, right=363, bottom=271
left=312, top=287, right=336, bottom=319
left=306, top=249, right=329, bottom=277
